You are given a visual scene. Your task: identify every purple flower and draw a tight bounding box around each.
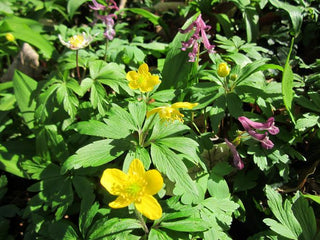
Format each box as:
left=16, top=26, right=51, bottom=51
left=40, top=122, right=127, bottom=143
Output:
left=179, top=14, right=215, bottom=62
left=89, top=0, right=106, bottom=10
left=238, top=116, right=279, bottom=150
left=225, top=138, right=244, bottom=170
left=90, top=0, right=118, bottom=40
left=106, top=0, right=119, bottom=11
left=238, top=116, right=279, bottom=135
left=97, top=15, right=116, bottom=40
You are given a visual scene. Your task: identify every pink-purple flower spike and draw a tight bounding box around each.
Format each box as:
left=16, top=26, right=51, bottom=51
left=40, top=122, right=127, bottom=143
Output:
left=225, top=139, right=244, bottom=170
left=90, top=0, right=118, bottom=40
left=179, top=14, right=215, bottom=62
left=89, top=0, right=106, bottom=10
left=238, top=116, right=279, bottom=150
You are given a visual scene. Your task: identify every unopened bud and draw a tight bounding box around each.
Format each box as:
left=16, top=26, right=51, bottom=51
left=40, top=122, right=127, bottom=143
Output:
left=5, top=33, right=15, bottom=42
left=217, top=62, right=230, bottom=77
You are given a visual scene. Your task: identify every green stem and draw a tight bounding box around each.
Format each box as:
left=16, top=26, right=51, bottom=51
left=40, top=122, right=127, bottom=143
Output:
left=139, top=114, right=156, bottom=147
left=104, top=39, right=109, bottom=62
left=76, top=50, right=81, bottom=82
left=134, top=208, right=149, bottom=235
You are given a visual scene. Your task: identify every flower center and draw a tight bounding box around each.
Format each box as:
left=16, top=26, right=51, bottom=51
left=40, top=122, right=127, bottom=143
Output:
left=159, top=107, right=184, bottom=122
left=122, top=176, right=147, bottom=202
left=69, top=35, right=85, bottom=48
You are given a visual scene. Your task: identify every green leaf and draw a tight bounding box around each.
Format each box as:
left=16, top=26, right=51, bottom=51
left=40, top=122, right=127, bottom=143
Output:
left=149, top=121, right=190, bottom=140
left=303, top=194, right=320, bottom=205
left=151, top=89, right=176, bottom=102
left=13, top=70, right=37, bottom=129
left=87, top=218, right=141, bottom=240
left=123, top=147, right=151, bottom=172
left=233, top=170, right=258, bottom=192
left=128, top=101, right=147, bottom=130
left=99, top=104, right=137, bottom=139
left=235, top=59, right=268, bottom=85
left=36, top=125, right=69, bottom=162
left=292, top=193, right=317, bottom=240
left=67, top=0, right=88, bottom=19
left=282, top=38, right=295, bottom=123
left=159, top=14, right=199, bottom=90
left=90, top=80, right=108, bottom=116
left=263, top=218, right=298, bottom=240
left=160, top=218, right=209, bottom=232
left=0, top=144, right=27, bottom=178
left=79, top=198, right=99, bottom=237
left=269, top=0, right=303, bottom=36
left=155, top=137, right=200, bottom=164
left=37, top=164, right=74, bottom=220
left=1, top=16, right=55, bottom=58
left=61, top=139, right=129, bottom=173
left=201, top=197, right=239, bottom=226
left=48, top=220, right=79, bottom=240
left=244, top=7, right=259, bottom=42
left=208, top=164, right=231, bottom=199
left=72, top=120, right=117, bottom=138
left=295, top=113, right=319, bottom=131
left=213, top=13, right=233, bottom=38
left=263, top=185, right=302, bottom=239
left=35, top=84, right=58, bottom=123
left=56, top=82, right=79, bottom=118
left=151, top=143, right=198, bottom=198
left=149, top=229, right=173, bottom=240
left=226, top=92, right=243, bottom=118
left=123, top=8, right=160, bottom=26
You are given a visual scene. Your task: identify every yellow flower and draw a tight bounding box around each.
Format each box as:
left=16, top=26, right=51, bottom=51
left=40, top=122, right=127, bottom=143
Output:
left=58, top=32, right=93, bottom=50
left=126, top=63, right=161, bottom=92
left=217, top=62, right=230, bottom=77
left=146, top=102, right=198, bottom=122
left=100, top=158, right=163, bottom=220
left=5, top=33, right=15, bottom=42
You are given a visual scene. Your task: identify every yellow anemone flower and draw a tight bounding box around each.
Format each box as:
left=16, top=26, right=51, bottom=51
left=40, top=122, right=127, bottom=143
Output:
left=100, top=158, right=163, bottom=220
left=126, top=63, right=161, bottom=92
left=217, top=62, right=230, bottom=77
left=146, top=102, right=198, bottom=122
left=58, top=32, right=93, bottom=50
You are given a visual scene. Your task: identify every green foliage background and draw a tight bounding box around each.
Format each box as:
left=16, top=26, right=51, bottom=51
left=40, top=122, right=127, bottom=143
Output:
left=0, top=0, right=320, bottom=239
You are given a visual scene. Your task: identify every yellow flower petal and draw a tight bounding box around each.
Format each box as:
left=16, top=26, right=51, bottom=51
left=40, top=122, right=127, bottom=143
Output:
left=150, top=75, right=161, bottom=85
left=138, top=63, right=149, bottom=75
left=146, top=107, right=163, bottom=118
left=135, top=195, right=162, bottom=220
left=144, top=170, right=163, bottom=195
left=109, top=195, right=132, bottom=208
left=126, top=71, right=138, bottom=82
left=171, top=102, right=198, bottom=109
left=100, top=169, right=128, bottom=195
left=128, top=159, right=145, bottom=177
left=128, top=80, right=139, bottom=90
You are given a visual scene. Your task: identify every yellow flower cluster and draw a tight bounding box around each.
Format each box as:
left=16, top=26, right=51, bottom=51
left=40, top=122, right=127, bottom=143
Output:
left=126, top=63, right=161, bottom=92
left=101, top=158, right=163, bottom=220
left=147, top=102, right=198, bottom=122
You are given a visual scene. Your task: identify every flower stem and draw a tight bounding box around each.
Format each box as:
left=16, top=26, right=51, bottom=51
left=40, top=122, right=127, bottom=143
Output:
left=134, top=207, right=149, bottom=235
left=76, top=50, right=81, bottom=82
left=139, top=114, right=156, bottom=147
left=104, top=39, right=109, bottom=61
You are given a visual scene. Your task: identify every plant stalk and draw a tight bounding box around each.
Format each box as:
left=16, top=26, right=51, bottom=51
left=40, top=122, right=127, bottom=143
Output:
left=76, top=50, right=81, bottom=82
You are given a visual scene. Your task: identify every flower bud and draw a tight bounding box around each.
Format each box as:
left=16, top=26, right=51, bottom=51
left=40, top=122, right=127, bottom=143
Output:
left=5, top=33, right=15, bottom=42
left=217, top=62, right=230, bottom=77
